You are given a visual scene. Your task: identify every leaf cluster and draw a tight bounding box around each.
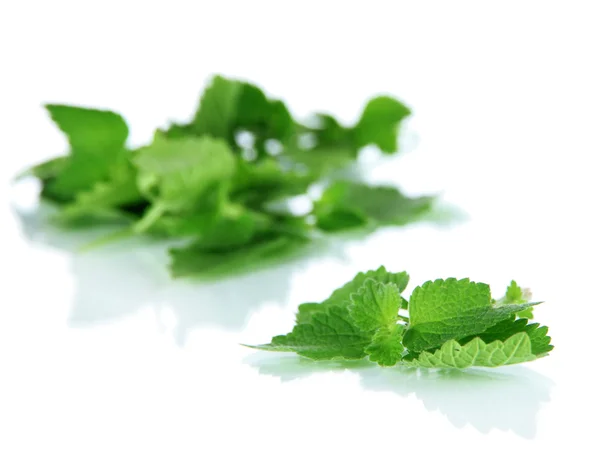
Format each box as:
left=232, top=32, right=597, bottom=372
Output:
left=250, top=268, right=552, bottom=368
left=24, top=76, right=433, bottom=277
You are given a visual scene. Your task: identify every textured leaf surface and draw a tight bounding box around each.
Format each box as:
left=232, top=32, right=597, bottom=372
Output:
left=404, top=333, right=538, bottom=368
left=152, top=205, right=270, bottom=246
left=366, top=324, right=405, bottom=366
left=296, top=267, right=409, bottom=324
left=404, top=278, right=539, bottom=352
left=250, top=268, right=552, bottom=368
left=349, top=280, right=403, bottom=331
left=463, top=318, right=553, bottom=356
left=43, top=105, right=129, bottom=200
left=250, top=306, right=372, bottom=360
left=496, top=280, right=535, bottom=319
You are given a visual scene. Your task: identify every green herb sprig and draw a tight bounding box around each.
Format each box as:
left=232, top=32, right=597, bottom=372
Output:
left=248, top=267, right=553, bottom=368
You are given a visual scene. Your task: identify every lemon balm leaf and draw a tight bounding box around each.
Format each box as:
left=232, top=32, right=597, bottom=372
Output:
left=250, top=269, right=552, bottom=369
left=403, top=278, right=539, bottom=352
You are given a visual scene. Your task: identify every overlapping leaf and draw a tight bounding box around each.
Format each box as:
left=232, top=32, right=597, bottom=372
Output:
left=403, top=278, right=539, bottom=352
left=22, top=75, right=431, bottom=278
left=251, top=269, right=552, bottom=369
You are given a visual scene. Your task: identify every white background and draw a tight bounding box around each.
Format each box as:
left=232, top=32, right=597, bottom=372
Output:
left=1, top=1, right=599, bottom=450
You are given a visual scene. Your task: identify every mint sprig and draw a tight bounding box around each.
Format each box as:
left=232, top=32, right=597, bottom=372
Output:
left=249, top=267, right=553, bottom=369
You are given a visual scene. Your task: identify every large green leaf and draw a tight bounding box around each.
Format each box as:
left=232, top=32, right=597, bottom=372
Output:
left=404, top=278, right=540, bottom=352
left=43, top=105, right=130, bottom=201
left=404, top=333, right=539, bottom=368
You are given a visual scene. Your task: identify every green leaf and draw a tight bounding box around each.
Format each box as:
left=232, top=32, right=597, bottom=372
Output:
left=249, top=306, right=372, bottom=360
left=187, top=75, right=243, bottom=140
left=234, top=84, right=294, bottom=149
left=151, top=204, right=270, bottom=245
left=366, top=324, right=405, bottom=366
left=403, top=333, right=539, bottom=369
left=314, top=208, right=366, bottom=232
left=516, top=307, right=534, bottom=319
left=132, top=135, right=236, bottom=231
left=46, top=104, right=129, bottom=151
left=166, top=76, right=294, bottom=155
left=169, top=233, right=307, bottom=279
left=403, top=278, right=539, bottom=352
left=505, top=280, right=523, bottom=302
left=231, top=159, right=312, bottom=207
left=496, top=280, right=536, bottom=319
left=58, top=161, right=142, bottom=220
left=42, top=105, right=130, bottom=200
left=296, top=266, right=409, bottom=324
left=348, top=280, right=403, bottom=331
left=310, top=114, right=352, bottom=149
left=352, top=96, right=411, bottom=153
left=314, top=181, right=434, bottom=232
left=348, top=279, right=406, bottom=366
left=462, top=318, right=553, bottom=356
left=249, top=269, right=552, bottom=369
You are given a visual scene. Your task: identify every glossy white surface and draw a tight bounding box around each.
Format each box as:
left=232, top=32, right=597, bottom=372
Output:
left=1, top=1, right=599, bottom=450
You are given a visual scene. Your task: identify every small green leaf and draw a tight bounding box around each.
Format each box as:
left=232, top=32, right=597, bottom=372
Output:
left=186, top=75, right=243, bottom=141
left=347, top=279, right=406, bottom=366
left=496, top=280, right=535, bottom=319
left=250, top=306, right=372, bottom=360
left=505, top=280, right=523, bottom=302
left=249, top=269, right=553, bottom=369
left=43, top=105, right=130, bottom=200
left=296, top=266, right=409, bottom=324
left=349, top=280, right=403, bottom=331
left=314, top=181, right=433, bottom=232
left=58, top=161, right=142, bottom=220
left=166, top=76, right=294, bottom=155
left=462, top=318, right=553, bottom=356
left=404, top=333, right=539, bottom=369
left=352, top=96, right=411, bottom=153
left=169, top=233, right=307, bottom=279
left=366, top=324, right=405, bottom=366
left=283, top=146, right=355, bottom=178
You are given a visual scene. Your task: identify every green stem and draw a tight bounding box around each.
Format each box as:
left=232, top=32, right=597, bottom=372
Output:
left=133, top=202, right=167, bottom=234
left=78, top=228, right=135, bottom=252
left=397, top=314, right=409, bottom=323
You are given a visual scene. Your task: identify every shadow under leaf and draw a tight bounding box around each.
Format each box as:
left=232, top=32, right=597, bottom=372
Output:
left=244, top=352, right=553, bottom=439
